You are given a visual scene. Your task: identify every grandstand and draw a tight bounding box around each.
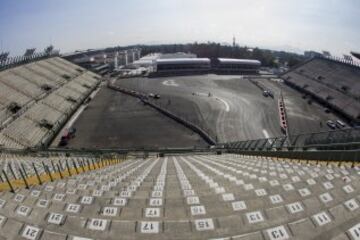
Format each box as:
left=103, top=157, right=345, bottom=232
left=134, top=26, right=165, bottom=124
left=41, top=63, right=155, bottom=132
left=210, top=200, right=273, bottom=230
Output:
left=0, top=147, right=359, bottom=239
left=153, top=58, right=211, bottom=76
left=214, top=58, right=261, bottom=74
left=351, top=52, right=360, bottom=60
left=282, top=57, right=360, bottom=123
left=0, top=46, right=358, bottom=240
left=0, top=55, right=101, bottom=149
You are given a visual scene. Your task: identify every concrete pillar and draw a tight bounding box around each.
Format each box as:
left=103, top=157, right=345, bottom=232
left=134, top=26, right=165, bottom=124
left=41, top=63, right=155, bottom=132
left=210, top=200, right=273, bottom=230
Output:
left=137, top=50, right=141, bottom=60
left=114, top=51, right=118, bottom=70
left=125, top=50, right=128, bottom=65
left=132, top=51, right=136, bottom=63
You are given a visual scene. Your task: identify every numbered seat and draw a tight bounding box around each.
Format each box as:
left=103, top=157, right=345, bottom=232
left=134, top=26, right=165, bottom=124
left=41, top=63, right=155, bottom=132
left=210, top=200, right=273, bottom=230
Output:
left=0, top=154, right=359, bottom=239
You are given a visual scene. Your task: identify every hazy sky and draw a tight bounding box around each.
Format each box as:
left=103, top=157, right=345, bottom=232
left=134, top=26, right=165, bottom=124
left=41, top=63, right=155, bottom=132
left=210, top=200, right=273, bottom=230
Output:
left=0, top=0, right=359, bottom=56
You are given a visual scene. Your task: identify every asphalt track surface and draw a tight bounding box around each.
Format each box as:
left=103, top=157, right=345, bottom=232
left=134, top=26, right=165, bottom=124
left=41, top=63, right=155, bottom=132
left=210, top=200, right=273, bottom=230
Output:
left=260, top=78, right=343, bottom=135
left=67, top=87, right=207, bottom=149
left=115, top=75, right=342, bottom=142
left=68, top=74, right=343, bottom=149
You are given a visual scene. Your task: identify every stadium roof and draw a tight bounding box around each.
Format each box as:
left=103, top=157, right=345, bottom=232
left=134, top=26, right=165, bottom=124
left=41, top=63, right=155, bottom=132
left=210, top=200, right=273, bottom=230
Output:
left=156, top=58, right=210, bottom=65
left=351, top=51, right=360, bottom=60
left=218, top=58, right=261, bottom=65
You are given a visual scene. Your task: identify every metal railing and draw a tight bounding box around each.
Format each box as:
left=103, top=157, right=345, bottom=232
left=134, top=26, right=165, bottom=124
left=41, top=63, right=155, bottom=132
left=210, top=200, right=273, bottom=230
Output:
left=223, top=127, right=360, bottom=161
left=0, top=51, right=60, bottom=72
left=0, top=152, right=125, bottom=192
left=224, top=127, right=360, bottom=150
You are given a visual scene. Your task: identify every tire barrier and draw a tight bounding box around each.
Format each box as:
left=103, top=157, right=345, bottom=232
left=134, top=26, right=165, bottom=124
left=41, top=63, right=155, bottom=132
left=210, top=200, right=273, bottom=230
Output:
left=278, top=95, right=288, bottom=135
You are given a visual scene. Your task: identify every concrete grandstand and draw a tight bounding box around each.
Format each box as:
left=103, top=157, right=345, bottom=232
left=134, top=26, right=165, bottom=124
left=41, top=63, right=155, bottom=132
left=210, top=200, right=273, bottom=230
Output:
left=151, top=57, right=261, bottom=76
left=0, top=45, right=359, bottom=240
left=0, top=54, right=101, bottom=149
left=154, top=58, right=211, bottom=76
left=282, top=56, right=360, bottom=123
left=214, top=58, right=261, bottom=74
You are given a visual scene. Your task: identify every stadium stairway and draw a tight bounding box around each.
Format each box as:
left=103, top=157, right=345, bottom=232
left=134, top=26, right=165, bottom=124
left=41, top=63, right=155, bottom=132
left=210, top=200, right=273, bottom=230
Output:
left=0, top=153, right=359, bottom=239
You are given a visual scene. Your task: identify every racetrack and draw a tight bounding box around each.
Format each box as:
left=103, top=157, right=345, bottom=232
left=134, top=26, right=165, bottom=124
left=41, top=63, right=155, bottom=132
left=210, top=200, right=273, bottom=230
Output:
left=115, top=75, right=280, bottom=142
left=115, top=74, right=342, bottom=143
left=66, top=74, right=344, bottom=149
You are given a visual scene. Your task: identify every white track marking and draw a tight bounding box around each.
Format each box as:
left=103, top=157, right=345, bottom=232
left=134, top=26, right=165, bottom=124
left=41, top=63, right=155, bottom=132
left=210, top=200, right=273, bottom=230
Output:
left=162, top=80, right=179, bottom=87
left=262, top=129, right=270, bottom=139
left=215, top=97, right=230, bottom=112
left=66, top=87, right=103, bottom=128
left=66, top=106, right=85, bottom=128
left=193, top=93, right=230, bottom=112
left=263, top=129, right=274, bottom=145
left=194, top=92, right=209, bottom=97
left=238, top=96, right=251, bottom=105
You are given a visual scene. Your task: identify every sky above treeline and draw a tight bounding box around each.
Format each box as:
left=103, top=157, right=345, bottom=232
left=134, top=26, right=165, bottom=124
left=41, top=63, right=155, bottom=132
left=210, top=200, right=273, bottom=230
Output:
left=0, top=0, right=359, bottom=56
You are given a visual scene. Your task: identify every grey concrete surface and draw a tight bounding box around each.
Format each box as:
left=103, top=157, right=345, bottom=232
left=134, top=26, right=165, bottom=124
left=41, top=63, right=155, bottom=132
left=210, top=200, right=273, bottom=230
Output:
left=67, top=87, right=207, bottom=149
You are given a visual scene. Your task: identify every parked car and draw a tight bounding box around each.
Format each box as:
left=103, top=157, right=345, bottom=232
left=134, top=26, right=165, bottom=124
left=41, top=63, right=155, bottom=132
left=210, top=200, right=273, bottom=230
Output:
left=267, top=91, right=274, bottom=98
left=326, top=120, right=336, bottom=129
left=336, top=120, right=346, bottom=128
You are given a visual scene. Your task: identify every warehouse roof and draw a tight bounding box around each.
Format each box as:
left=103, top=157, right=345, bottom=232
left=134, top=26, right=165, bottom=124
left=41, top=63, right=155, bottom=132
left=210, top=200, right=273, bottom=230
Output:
left=218, top=58, right=261, bottom=65
left=156, top=58, right=210, bottom=65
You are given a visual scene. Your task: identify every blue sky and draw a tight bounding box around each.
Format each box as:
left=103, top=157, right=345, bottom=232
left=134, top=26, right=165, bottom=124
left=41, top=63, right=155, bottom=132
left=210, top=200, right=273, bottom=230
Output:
left=0, top=0, right=359, bottom=56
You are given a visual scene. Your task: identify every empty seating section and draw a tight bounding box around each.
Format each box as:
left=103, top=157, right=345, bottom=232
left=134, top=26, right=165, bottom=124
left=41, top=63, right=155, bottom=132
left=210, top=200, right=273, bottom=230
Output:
left=11, top=67, right=58, bottom=88
left=0, top=72, right=45, bottom=99
left=66, top=81, right=90, bottom=95
left=54, top=86, right=83, bottom=102
left=76, top=74, right=99, bottom=87
left=303, top=59, right=360, bottom=98
left=24, top=103, right=64, bottom=126
left=2, top=117, right=48, bottom=147
left=0, top=134, right=24, bottom=149
left=42, top=94, right=75, bottom=114
left=0, top=109, right=10, bottom=126
left=24, top=64, right=67, bottom=86
left=36, top=61, right=78, bottom=79
left=0, top=154, right=358, bottom=239
left=0, top=83, right=32, bottom=107
left=283, top=58, right=360, bottom=120
left=0, top=57, right=101, bottom=148
left=46, top=58, right=80, bottom=76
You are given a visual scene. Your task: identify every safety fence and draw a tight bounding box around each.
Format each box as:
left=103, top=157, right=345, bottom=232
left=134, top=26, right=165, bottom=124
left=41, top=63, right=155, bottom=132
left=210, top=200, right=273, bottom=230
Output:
left=223, top=127, right=360, bottom=161
left=0, top=51, right=60, bottom=71
left=0, top=153, right=126, bottom=192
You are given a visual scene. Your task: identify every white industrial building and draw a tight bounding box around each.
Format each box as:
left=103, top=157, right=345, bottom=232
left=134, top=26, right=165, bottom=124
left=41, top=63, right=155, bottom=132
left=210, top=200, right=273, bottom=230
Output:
left=154, top=58, right=211, bottom=76
left=215, top=58, right=261, bottom=74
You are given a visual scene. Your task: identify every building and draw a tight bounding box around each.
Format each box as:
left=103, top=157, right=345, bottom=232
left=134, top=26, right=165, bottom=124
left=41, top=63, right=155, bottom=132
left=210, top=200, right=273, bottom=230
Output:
left=153, top=58, right=211, bottom=76
left=351, top=51, right=360, bottom=60
left=214, top=58, right=261, bottom=74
